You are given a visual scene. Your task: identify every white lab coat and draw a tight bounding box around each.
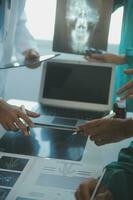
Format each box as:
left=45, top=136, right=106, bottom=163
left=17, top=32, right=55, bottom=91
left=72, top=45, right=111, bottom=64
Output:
left=0, top=0, right=37, bottom=97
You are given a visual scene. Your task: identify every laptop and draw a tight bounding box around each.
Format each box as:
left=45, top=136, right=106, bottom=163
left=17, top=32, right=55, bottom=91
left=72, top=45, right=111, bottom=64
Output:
left=33, top=57, right=115, bottom=128
left=0, top=58, right=115, bottom=161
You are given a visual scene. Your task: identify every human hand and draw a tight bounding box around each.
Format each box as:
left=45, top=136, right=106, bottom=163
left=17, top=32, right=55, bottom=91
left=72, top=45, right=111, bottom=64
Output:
left=77, top=118, right=133, bottom=145
left=23, top=48, right=40, bottom=69
left=85, top=53, right=126, bottom=65
left=117, top=69, right=133, bottom=100
left=0, top=100, right=40, bottom=136
left=75, top=178, right=113, bottom=200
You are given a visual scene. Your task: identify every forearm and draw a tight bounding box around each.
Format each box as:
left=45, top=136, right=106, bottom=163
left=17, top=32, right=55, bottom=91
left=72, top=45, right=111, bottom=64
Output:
left=114, top=54, right=126, bottom=64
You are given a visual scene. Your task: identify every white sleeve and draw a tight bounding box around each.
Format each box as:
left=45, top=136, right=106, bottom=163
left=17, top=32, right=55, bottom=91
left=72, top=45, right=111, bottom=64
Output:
left=14, top=1, right=38, bottom=57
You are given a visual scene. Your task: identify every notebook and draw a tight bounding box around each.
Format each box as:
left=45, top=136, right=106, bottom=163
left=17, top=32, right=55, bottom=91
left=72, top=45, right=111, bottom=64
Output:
left=33, top=57, right=115, bottom=128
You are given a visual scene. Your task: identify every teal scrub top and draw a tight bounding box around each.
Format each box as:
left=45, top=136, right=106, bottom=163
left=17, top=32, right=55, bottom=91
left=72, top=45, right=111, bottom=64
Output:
left=113, top=0, right=133, bottom=111
left=101, top=3, right=133, bottom=196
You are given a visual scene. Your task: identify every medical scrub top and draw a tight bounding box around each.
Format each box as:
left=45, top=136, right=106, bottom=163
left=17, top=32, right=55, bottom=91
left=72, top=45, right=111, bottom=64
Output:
left=113, top=0, right=133, bottom=111
left=101, top=3, right=133, bottom=198
left=101, top=141, right=133, bottom=200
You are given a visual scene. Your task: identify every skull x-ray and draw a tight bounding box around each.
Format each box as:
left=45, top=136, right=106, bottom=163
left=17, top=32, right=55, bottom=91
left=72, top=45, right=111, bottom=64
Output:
left=53, top=0, right=113, bottom=54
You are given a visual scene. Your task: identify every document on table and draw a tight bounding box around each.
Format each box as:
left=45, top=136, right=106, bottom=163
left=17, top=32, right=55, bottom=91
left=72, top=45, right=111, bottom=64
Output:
left=0, top=152, right=102, bottom=200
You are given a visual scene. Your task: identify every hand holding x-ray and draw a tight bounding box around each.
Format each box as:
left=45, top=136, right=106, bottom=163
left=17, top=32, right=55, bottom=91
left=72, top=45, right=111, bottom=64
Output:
left=0, top=53, right=60, bottom=70
left=22, top=48, right=40, bottom=69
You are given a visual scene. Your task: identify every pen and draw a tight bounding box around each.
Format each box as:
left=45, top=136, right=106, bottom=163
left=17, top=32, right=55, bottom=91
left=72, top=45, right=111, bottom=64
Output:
left=72, top=112, right=116, bottom=135
left=34, top=122, right=77, bottom=132
left=20, top=105, right=31, bottom=135
left=90, top=168, right=106, bottom=200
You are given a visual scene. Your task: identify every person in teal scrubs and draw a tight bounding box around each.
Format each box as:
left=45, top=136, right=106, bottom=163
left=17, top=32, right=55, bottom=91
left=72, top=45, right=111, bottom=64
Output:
left=86, top=0, right=133, bottom=111
left=75, top=1, right=133, bottom=199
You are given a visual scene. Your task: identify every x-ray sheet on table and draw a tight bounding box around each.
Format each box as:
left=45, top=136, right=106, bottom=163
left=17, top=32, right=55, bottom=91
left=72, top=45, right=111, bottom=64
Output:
left=0, top=127, right=88, bottom=161
left=53, top=0, right=113, bottom=55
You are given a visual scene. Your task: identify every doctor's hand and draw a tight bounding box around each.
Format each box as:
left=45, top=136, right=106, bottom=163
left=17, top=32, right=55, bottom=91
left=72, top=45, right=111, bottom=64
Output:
left=77, top=118, right=133, bottom=146
left=0, top=99, right=40, bottom=136
left=85, top=53, right=126, bottom=65
left=75, top=178, right=113, bottom=200
left=117, top=69, right=133, bottom=100
left=23, top=48, right=40, bottom=69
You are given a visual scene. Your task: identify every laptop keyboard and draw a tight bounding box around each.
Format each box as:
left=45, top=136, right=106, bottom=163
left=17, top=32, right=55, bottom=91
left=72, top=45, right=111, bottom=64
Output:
left=34, top=105, right=107, bottom=120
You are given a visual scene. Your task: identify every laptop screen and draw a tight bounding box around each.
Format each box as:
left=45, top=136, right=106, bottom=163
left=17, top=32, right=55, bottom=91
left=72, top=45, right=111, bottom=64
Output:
left=39, top=59, right=114, bottom=111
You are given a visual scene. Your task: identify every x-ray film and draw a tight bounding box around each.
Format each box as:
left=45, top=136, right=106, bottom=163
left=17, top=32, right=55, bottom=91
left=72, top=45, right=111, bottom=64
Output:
left=53, top=0, right=113, bottom=55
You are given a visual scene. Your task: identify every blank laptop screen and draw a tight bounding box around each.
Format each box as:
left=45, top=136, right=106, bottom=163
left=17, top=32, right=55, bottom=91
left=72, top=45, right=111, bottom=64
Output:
left=43, top=62, right=112, bottom=105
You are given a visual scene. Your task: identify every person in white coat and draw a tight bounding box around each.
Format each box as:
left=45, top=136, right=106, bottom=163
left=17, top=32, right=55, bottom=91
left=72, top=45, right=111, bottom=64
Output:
left=0, top=0, right=40, bottom=136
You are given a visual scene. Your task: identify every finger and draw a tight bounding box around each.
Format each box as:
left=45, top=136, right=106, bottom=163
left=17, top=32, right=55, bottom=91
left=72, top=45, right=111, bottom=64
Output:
left=84, top=56, right=90, bottom=61
left=95, top=190, right=113, bottom=200
left=79, top=119, right=102, bottom=130
left=90, top=54, right=104, bottom=60
left=124, top=69, right=133, bottom=75
left=94, top=138, right=106, bottom=146
left=85, top=56, right=97, bottom=63
left=8, top=122, right=19, bottom=132
left=78, top=179, right=97, bottom=200
left=117, top=81, right=133, bottom=95
left=23, top=48, right=40, bottom=59
left=79, top=185, right=91, bottom=200
left=75, top=190, right=81, bottom=200
left=17, top=112, right=34, bottom=127
left=26, top=63, right=40, bottom=69
left=93, top=133, right=111, bottom=145
left=90, top=131, right=109, bottom=141
left=14, top=118, right=31, bottom=136
left=119, top=89, right=133, bottom=100
left=78, top=119, right=102, bottom=135
left=26, top=53, right=40, bottom=60
left=95, top=194, right=106, bottom=200
left=26, top=110, right=40, bottom=118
